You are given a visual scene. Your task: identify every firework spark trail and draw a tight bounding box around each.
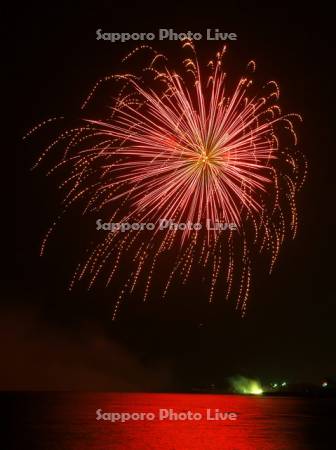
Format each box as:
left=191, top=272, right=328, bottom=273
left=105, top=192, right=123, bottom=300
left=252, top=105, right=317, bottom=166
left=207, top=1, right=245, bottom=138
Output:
left=28, top=41, right=306, bottom=317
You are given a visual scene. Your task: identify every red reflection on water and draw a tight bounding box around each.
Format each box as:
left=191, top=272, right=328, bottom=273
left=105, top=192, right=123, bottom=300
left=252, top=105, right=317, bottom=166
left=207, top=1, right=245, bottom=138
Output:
left=41, top=393, right=309, bottom=450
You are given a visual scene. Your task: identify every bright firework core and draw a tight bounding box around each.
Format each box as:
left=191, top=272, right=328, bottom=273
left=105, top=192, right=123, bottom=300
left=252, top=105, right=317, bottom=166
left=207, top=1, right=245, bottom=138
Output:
left=29, top=41, right=307, bottom=318
left=198, top=151, right=215, bottom=166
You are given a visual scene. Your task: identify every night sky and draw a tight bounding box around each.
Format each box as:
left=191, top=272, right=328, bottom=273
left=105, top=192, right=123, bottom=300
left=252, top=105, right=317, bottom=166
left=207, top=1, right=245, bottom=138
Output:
left=7, top=4, right=336, bottom=390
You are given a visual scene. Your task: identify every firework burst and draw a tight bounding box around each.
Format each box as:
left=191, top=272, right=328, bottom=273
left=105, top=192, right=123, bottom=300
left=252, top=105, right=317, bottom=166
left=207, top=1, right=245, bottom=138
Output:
left=26, top=42, right=307, bottom=318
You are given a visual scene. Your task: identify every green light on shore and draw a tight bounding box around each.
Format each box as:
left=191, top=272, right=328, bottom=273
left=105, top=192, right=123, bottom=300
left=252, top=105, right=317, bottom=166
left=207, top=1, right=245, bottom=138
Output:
left=249, top=381, right=263, bottom=395
left=230, top=376, right=263, bottom=395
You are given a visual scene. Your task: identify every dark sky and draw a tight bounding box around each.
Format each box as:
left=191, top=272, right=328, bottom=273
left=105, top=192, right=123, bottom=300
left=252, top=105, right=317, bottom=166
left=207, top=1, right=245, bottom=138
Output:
left=6, top=3, right=336, bottom=390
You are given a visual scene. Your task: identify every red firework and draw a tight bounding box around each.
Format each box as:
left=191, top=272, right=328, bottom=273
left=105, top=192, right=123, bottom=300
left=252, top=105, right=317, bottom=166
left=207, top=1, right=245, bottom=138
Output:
left=26, top=42, right=307, bottom=318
